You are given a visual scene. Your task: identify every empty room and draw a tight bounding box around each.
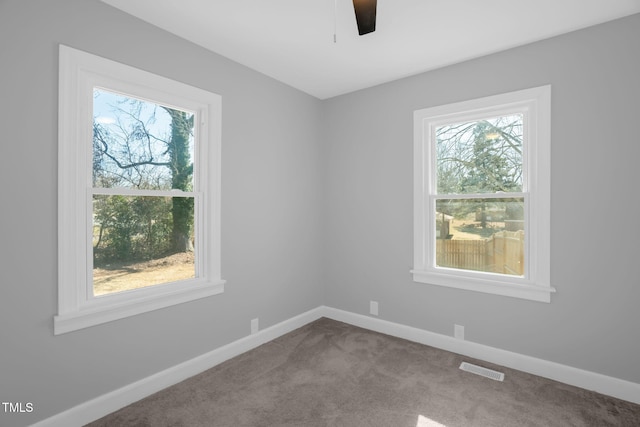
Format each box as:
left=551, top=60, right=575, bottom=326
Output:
left=1, top=0, right=639, bottom=426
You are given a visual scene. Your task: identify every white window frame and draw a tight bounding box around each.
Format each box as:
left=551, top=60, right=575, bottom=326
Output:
left=412, top=86, right=554, bottom=302
left=56, top=45, right=225, bottom=334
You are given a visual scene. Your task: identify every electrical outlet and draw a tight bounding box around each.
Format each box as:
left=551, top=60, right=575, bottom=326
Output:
left=370, top=301, right=379, bottom=316
left=251, top=318, right=259, bottom=334
left=454, top=324, right=464, bottom=340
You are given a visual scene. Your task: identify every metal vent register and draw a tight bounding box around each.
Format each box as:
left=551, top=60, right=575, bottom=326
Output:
left=459, top=362, right=505, bottom=381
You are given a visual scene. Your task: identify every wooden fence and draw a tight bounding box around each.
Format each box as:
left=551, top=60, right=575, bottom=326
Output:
left=436, top=230, right=524, bottom=276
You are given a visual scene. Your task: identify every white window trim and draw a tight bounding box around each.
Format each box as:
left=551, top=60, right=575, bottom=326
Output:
left=56, top=45, right=225, bottom=334
left=412, top=86, right=554, bottom=302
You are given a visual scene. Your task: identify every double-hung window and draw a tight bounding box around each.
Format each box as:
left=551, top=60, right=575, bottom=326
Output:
left=412, top=86, right=553, bottom=302
left=56, top=45, right=224, bottom=334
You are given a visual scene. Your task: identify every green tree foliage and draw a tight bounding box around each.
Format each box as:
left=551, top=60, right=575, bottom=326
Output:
left=458, top=121, right=522, bottom=194
left=164, top=108, right=194, bottom=253
left=93, top=195, right=173, bottom=263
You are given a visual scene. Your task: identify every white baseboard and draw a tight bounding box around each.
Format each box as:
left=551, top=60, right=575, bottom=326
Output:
left=32, top=305, right=640, bottom=426
left=321, top=306, right=640, bottom=405
left=31, top=307, right=325, bottom=427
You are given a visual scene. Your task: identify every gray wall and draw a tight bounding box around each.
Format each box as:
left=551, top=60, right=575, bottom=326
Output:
left=0, top=0, right=323, bottom=425
left=322, top=12, right=640, bottom=384
left=1, top=0, right=639, bottom=424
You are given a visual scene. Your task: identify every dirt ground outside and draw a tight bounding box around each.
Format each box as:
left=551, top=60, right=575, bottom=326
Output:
left=93, top=252, right=195, bottom=296
left=448, top=216, right=511, bottom=240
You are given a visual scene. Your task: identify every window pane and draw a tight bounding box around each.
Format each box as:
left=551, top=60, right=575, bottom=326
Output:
left=93, top=89, right=195, bottom=191
left=92, top=195, right=195, bottom=296
left=436, top=115, right=523, bottom=194
left=435, top=198, right=525, bottom=276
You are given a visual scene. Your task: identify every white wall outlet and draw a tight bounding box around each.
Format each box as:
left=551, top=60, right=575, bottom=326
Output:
left=454, top=324, right=465, bottom=340
left=370, top=301, right=379, bottom=316
left=251, top=318, right=259, bottom=334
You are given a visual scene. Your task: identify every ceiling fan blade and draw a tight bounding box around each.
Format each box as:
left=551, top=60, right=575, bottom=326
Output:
left=352, top=0, right=377, bottom=35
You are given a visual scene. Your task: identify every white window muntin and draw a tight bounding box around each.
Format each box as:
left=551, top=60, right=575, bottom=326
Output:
left=56, top=45, right=224, bottom=334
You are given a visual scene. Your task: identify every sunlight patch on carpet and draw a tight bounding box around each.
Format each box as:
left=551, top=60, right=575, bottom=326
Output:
left=416, top=414, right=447, bottom=427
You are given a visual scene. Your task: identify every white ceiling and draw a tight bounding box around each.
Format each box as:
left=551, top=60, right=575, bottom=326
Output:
left=102, top=0, right=640, bottom=99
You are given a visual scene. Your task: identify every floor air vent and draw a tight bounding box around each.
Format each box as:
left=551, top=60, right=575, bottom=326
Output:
left=459, top=362, right=505, bottom=381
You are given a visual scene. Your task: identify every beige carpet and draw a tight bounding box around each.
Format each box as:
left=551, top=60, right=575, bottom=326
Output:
left=87, top=318, right=640, bottom=426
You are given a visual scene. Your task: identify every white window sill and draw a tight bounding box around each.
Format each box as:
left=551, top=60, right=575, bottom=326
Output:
left=54, top=280, right=225, bottom=335
left=411, top=269, right=554, bottom=303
